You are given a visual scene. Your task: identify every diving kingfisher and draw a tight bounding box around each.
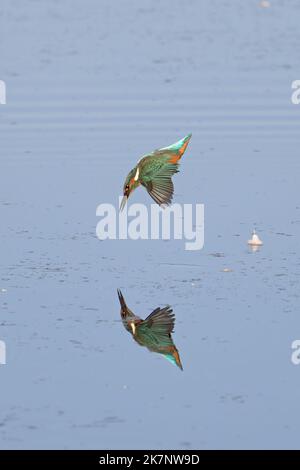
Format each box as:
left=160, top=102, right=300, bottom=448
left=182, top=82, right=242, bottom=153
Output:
left=120, top=134, right=192, bottom=211
left=117, top=289, right=183, bottom=370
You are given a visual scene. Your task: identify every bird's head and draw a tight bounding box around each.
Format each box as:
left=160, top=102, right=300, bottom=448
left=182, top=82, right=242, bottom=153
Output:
left=117, top=289, right=137, bottom=335
left=117, top=289, right=134, bottom=320
left=117, top=288, right=128, bottom=319
left=120, top=167, right=140, bottom=211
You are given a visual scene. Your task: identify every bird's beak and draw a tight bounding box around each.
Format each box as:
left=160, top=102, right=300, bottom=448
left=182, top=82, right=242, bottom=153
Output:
left=117, top=289, right=127, bottom=310
left=119, top=195, right=128, bottom=212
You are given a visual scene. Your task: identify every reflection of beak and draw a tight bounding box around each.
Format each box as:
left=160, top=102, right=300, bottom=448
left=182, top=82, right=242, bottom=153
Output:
left=119, top=195, right=128, bottom=212
left=117, top=289, right=127, bottom=310
left=130, top=322, right=136, bottom=335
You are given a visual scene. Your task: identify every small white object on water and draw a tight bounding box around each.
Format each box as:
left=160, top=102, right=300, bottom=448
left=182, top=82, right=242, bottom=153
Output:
left=0, top=288, right=7, bottom=293
left=248, top=230, right=263, bottom=246
left=250, top=245, right=260, bottom=253
left=260, top=0, right=271, bottom=7
left=222, top=268, right=233, bottom=273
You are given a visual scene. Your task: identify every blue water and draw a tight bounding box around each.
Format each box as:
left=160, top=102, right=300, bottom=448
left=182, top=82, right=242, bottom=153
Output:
left=0, top=0, right=300, bottom=449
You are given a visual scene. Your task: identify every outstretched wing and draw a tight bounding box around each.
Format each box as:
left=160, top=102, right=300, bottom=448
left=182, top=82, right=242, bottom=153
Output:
left=143, top=305, right=175, bottom=334
left=134, top=306, right=183, bottom=370
left=135, top=306, right=175, bottom=348
left=144, top=176, right=174, bottom=206
left=140, top=155, right=179, bottom=206
left=138, top=135, right=192, bottom=206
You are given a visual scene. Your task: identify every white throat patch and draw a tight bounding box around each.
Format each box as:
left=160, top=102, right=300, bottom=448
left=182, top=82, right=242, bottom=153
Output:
left=134, top=167, right=140, bottom=181
left=130, top=322, right=136, bottom=335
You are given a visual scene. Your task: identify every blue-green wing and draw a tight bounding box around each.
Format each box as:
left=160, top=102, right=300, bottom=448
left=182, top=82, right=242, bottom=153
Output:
left=135, top=306, right=175, bottom=350
left=140, top=153, right=179, bottom=206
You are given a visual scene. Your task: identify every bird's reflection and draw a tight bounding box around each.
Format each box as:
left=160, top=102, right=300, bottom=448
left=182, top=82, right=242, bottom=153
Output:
left=117, top=289, right=183, bottom=370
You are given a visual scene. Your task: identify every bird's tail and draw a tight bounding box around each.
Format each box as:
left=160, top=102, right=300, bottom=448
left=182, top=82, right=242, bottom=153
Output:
left=164, top=133, right=192, bottom=163
left=164, top=348, right=183, bottom=371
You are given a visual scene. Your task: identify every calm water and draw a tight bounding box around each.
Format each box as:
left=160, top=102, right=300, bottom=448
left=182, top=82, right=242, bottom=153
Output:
left=0, top=0, right=300, bottom=449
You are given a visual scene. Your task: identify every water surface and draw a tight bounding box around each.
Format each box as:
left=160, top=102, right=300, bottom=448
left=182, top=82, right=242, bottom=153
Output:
left=0, top=0, right=300, bottom=449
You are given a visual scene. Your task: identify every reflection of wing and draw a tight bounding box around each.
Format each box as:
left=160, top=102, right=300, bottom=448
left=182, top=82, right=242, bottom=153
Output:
left=131, top=306, right=183, bottom=370
left=135, top=331, right=173, bottom=351
left=134, top=307, right=176, bottom=351
left=143, top=305, right=175, bottom=335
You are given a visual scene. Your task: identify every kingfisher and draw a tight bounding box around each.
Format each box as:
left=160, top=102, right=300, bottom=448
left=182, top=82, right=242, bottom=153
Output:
left=120, top=134, right=192, bottom=211
left=117, top=289, right=183, bottom=370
